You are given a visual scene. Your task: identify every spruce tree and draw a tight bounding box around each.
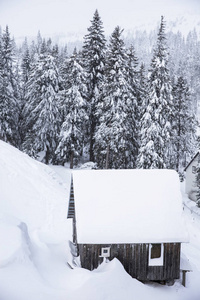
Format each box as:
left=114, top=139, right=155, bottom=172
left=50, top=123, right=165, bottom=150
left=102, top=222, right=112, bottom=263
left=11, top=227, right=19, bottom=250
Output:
left=22, top=54, right=61, bottom=163
left=21, top=39, right=31, bottom=85
left=172, top=76, right=196, bottom=173
left=56, top=49, right=87, bottom=168
left=18, top=39, right=32, bottom=144
left=135, top=63, right=148, bottom=157
left=94, top=26, right=135, bottom=169
left=0, top=26, right=19, bottom=146
left=82, top=10, right=106, bottom=161
left=125, top=45, right=140, bottom=167
left=137, top=63, right=148, bottom=120
left=137, top=16, right=173, bottom=169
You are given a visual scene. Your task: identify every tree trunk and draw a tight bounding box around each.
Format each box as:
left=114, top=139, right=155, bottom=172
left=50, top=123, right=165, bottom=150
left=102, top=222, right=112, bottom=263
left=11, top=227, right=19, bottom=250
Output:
left=89, top=125, right=95, bottom=162
left=105, top=144, right=110, bottom=169
left=45, top=146, right=50, bottom=164
left=70, top=152, right=74, bottom=169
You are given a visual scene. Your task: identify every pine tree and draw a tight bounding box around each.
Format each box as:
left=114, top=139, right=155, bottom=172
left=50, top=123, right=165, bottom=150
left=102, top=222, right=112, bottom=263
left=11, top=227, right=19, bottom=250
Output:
left=137, top=16, right=173, bottom=169
left=137, top=63, right=148, bottom=120
left=36, top=31, right=43, bottom=54
left=82, top=10, right=106, bottom=161
left=56, top=49, right=87, bottom=168
left=59, top=50, right=70, bottom=125
left=21, top=39, right=31, bottom=85
left=18, top=39, right=32, bottom=146
left=0, top=26, right=19, bottom=146
left=22, top=53, right=61, bottom=163
left=135, top=63, right=148, bottom=159
left=125, top=45, right=140, bottom=167
left=94, top=26, right=134, bottom=169
left=172, top=76, right=196, bottom=173
left=51, top=44, right=60, bottom=66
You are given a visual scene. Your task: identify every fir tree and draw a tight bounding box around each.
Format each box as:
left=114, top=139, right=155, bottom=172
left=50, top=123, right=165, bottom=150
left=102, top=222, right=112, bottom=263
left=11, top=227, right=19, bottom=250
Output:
left=56, top=49, right=87, bottom=168
left=82, top=10, right=106, bottom=161
left=125, top=45, right=140, bottom=167
left=172, top=76, right=196, bottom=173
left=59, top=50, right=70, bottom=125
left=51, top=44, right=60, bottom=66
left=21, top=39, right=31, bottom=85
left=94, top=26, right=135, bottom=169
left=137, top=16, right=173, bottom=169
left=36, top=31, right=43, bottom=54
left=18, top=39, right=32, bottom=146
left=22, top=54, right=61, bottom=163
left=0, top=26, right=19, bottom=146
left=135, top=63, right=148, bottom=157
left=137, top=63, right=148, bottom=120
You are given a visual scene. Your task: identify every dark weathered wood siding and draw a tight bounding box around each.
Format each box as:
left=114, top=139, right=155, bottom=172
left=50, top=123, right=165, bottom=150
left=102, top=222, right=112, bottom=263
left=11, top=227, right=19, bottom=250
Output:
left=67, top=178, right=75, bottom=219
left=78, top=243, right=181, bottom=281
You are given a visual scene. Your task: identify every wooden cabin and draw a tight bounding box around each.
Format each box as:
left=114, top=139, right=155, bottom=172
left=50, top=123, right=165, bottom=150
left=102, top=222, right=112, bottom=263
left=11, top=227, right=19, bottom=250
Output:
left=67, top=169, right=188, bottom=283
left=184, top=152, right=199, bottom=201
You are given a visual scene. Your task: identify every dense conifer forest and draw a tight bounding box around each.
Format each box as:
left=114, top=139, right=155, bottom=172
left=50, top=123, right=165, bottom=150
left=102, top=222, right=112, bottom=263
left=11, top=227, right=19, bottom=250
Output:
left=0, top=11, right=199, bottom=175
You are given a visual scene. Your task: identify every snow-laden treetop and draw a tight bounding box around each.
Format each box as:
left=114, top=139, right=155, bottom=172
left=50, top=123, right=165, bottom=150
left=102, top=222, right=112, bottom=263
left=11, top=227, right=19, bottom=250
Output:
left=72, top=169, right=188, bottom=244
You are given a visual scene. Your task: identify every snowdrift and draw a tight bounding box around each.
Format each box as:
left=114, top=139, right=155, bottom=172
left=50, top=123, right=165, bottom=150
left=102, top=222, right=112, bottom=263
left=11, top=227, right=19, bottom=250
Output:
left=0, top=141, right=72, bottom=300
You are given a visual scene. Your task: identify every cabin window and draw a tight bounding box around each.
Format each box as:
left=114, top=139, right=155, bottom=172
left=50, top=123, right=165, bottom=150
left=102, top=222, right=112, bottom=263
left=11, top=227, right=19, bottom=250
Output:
left=149, top=243, right=164, bottom=266
left=100, top=247, right=110, bottom=257
left=151, top=244, right=161, bottom=259
left=192, top=166, right=196, bottom=174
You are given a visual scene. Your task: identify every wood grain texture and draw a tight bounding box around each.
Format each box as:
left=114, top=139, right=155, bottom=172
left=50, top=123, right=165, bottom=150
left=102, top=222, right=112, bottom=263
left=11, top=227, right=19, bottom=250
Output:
left=78, top=243, right=181, bottom=281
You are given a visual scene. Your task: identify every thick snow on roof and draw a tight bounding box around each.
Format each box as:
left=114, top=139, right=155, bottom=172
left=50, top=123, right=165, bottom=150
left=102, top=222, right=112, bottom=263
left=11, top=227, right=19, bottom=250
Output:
left=72, top=169, right=188, bottom=244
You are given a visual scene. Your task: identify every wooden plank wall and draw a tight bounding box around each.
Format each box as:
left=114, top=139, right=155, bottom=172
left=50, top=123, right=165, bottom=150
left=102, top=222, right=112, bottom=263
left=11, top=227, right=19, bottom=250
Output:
left=67, top=178, right=75, bottom=218
left=78, top=243, right=181, bottom=281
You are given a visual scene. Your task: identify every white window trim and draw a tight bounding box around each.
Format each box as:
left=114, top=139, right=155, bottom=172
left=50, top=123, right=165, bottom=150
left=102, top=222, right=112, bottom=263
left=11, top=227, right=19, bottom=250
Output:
left=100, top=247, right=110, bottom=258
left=148, top=243, right=164, bottom=266
left=192, top=166, right=197, bottom=174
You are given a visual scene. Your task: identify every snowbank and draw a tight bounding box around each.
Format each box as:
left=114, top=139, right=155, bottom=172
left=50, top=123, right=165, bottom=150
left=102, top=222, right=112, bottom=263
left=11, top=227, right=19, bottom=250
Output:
left=0, top=140, right=71, bottom=240
left=0, top=141, right=72, bottom=300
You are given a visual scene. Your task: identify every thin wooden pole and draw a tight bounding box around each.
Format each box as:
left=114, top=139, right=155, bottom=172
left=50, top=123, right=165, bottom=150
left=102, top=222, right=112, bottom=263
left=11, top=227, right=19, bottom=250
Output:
left=70, top=152, right=74, bottom=169
left=105, top=144, right=110, bottom=169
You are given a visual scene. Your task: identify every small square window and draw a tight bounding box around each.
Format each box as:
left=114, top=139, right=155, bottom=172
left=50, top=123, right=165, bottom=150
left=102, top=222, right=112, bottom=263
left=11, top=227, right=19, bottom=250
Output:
left=100, top=247, right=110, bottom=257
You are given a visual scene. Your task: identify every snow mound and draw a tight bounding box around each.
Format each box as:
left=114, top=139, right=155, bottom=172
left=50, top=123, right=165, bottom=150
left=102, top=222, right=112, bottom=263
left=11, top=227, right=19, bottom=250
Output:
left=67, top=258, right=174, bottom=300
left=0, top=140, right=70, bottom=241
left=0, top=221, right=21, bottom=267
left=0, top=141, right=72, bottom=299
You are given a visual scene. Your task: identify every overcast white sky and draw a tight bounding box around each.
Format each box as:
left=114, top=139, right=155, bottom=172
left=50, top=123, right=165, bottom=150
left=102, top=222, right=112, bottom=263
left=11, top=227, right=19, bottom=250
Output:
left=0, top=0, right=199, bottom=41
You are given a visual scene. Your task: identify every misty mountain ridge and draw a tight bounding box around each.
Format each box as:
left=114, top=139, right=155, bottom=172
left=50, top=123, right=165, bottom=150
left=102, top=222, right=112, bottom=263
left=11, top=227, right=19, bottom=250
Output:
left=14, top=11, right=200, bottom=48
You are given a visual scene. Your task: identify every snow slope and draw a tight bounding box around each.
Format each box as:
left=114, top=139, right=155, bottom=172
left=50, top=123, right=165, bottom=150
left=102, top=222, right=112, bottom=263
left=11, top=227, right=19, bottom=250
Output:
left=0, top=141, right=200, bottom=300
left=0, top=141, right=72, bottom=300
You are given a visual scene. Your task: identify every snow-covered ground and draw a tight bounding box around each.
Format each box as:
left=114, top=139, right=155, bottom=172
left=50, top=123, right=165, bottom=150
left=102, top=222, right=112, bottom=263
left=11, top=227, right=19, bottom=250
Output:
left=0, top=141, right=200, bottom=300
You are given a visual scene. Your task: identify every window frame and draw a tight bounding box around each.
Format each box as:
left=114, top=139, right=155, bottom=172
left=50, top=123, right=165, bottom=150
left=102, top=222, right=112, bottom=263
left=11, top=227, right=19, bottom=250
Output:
left=192, top=166, right=196, bottom=174
left=100, top=247, right=110, bottom=258
left=148, top=243, right=164, bottom=266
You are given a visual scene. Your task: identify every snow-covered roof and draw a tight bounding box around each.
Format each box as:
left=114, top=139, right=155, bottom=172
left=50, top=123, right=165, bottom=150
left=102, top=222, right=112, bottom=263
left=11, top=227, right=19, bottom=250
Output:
left=72, top=169, right=188, bottom=244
